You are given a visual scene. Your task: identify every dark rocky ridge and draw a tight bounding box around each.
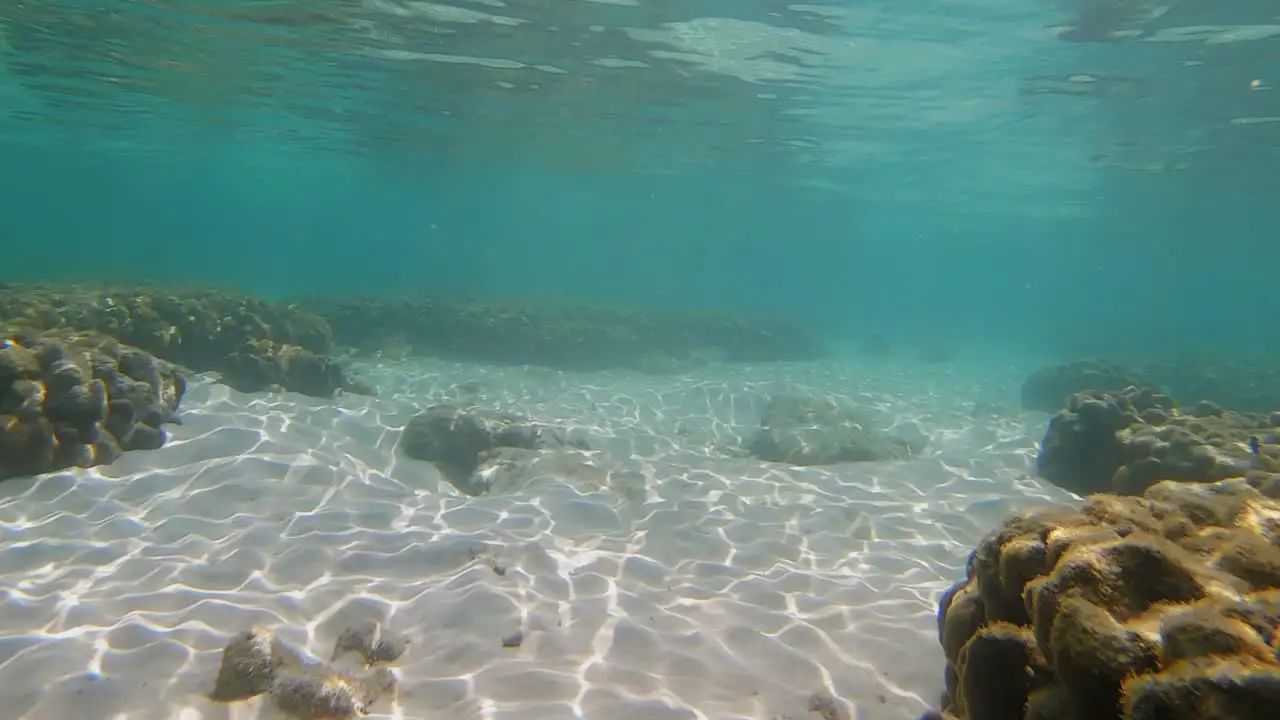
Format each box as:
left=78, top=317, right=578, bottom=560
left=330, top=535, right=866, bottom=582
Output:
left=1023, top=357, right=1280, bottom=415
left=0, top=283, right=358, bottom=398
left=1021, top=359, right=1153, bottom=413
left=0, top=285, right=826, bottom=387
left=295, top=293, right=827, bottom=371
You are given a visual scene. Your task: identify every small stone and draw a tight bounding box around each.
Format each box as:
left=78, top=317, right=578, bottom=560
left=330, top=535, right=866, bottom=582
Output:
left=209, top=628, right=281, bottom=702
left=331, top=621, right=409, bottom=666
left=501, top=630, right=524, bottom=648
left=807, top=691, right=850, bottom=720
left=270, top=673, right=360, bottom=719
left=268, top=662, right=396, bottom=719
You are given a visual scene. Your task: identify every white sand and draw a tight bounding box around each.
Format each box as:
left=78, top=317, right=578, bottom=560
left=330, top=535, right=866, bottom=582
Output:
left=0, top=355, right=1081, bottom=720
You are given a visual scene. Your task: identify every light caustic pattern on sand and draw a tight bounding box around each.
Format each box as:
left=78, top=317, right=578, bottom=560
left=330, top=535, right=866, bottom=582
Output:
left=0, top=358, right=1079, bottom=720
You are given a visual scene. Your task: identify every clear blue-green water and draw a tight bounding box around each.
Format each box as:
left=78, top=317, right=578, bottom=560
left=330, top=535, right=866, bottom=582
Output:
left=2, top=4, right=1280, bottom=719
left=3, top=1, right=1277, bottom=358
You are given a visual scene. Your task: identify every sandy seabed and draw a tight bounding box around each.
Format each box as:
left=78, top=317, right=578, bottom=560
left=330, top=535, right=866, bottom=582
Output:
left=0, top=355, right=1081, bottom=720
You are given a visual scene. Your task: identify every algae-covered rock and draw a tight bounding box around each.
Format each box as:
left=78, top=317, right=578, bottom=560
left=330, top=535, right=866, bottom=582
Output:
left=1020, top=359, right=1153, bottom=413
left=293, top=293, right=826, bottom=370
left=745, top=395, right=917, bottom=466
left=0, top=283, right=330, bottom=360
left=1023, top=356, right=1280, bottom=416
left=220, top=339, right=347, bottom=398
left=1036, top=386, right=1279, bottom=496
left=932, top=476, right=1280, bottom=720
left=209, top=624, right=402, bottom=718
left=397, top=405, right=586, bottom=494
left=0, top=283, right=370, bottom=398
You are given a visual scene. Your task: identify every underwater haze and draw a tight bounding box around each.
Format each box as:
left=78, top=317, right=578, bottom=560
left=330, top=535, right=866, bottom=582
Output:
left=2, top=2, right=1280, bottom=720
left=1, top=0, right=1275, bottom=356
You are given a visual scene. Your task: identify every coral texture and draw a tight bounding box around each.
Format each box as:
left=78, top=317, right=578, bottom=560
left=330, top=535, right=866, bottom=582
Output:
left=0, top=283, right=370, bottom=397
left=935, top=476, right=1280, bottom=720
left=0, top=328, right=184, bottom=481
left=1036, top=386, right=1278, bottom=496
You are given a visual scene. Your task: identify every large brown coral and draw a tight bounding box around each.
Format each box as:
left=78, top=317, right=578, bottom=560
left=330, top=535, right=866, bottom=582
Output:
left=934, top=477, right=1280, bottom=720
left=0, top=328, right=185, bottom=481
left=0, top=283, right=366, bottom=398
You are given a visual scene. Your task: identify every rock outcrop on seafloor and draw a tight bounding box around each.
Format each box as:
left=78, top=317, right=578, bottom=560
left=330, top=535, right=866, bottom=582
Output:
left=931, top=476, right=1280, bottom=720
left=0, top=283, right=372, bottom=398
left=744, top=396, right=919, bottom=466
left=397, top=405, right=588, bottom=494
left=1142, top=357, right=1280, bottom=416
left=1035, top=385, right=1278, bottom=496
left=1022, top=357, right=1280, bottom=415
left=0, top=328, right=185, bottom=481
left=219, top=339, right=349, bottom=398
left=209, top=622, right=407, bottom=718
left=1020, top=359, right=1153, bottom=413
left=293, top=293, right=826, bottom=370
left=0, top=283, right=825, bottom=382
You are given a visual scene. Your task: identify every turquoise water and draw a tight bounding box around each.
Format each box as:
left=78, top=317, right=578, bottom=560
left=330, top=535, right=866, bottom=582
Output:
left=4, top=5, right=1280, bottom=718
left=1, top=0, right=1277, bottom=356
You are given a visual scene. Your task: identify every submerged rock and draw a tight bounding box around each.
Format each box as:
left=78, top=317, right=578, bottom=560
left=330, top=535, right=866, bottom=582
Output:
left=0, top=328, right=184, bottom=481
left=331, top=621, right=410, bottom=667
left=270, top=668, right=396, bottom=720
left=1036, top=386, right=1280, bottom=495
left=744, top=396, right=917, bottom=466
left=1023, top=355, right=1280, bottom=415
left=466, top=446, right=648, bottom=500
left=0, top=283, right=370, bottom=399
left=1020, top=359, right=1152, bottom=413
left=292, top=293, right=826, bottom=370
left=209, top=624, right=403, bottom=719
left=397, top=405, right=587, bottom=494
left=209, top=628, right=287, bottom=702
left=219, top=339, right=351, bottom=398
left=932, top=476, right=1280, bottom=720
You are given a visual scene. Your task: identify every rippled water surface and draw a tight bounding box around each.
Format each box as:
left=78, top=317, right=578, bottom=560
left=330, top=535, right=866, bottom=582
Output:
left=3, top=0, right=1276, bottom=215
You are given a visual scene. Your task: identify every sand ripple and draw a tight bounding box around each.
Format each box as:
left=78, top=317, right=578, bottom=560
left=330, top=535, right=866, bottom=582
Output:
left=0, top=357, right=1080, bottom=720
